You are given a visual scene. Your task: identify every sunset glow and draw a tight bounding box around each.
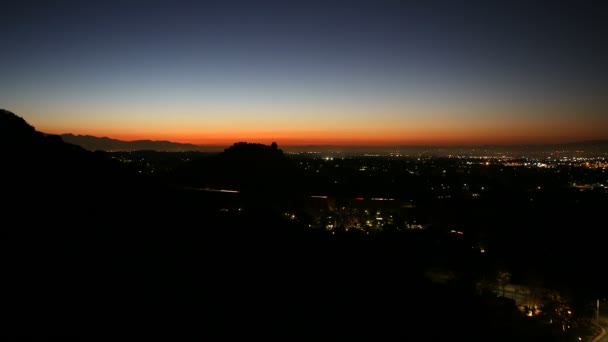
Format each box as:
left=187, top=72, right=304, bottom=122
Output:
left=2, top=1, right=606, bottom=147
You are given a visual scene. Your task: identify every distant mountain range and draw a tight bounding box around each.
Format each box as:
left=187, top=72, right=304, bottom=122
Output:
left=59, top=133, right=209, bottom=152
left=57, top=132, right=608, bottom=154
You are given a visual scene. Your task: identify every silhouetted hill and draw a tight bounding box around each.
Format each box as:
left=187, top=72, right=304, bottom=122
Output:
left=173, top=141, right=304, bottom=207
left=1, top=109, right=116, bottom=174
left=0, top=109, right=45, bottom=147
left=0, top=109, right=151, bottom=224
left=59, top=133, right=207, bottom=151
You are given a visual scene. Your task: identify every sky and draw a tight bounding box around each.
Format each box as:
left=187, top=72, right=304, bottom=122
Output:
left=1, top=0, right=607, bottom=146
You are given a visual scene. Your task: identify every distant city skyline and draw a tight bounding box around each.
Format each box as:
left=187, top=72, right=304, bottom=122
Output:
left=2, top=0, right=607, bottom=146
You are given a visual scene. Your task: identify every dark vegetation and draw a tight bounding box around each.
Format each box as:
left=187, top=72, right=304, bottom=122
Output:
left=2, top=109, right=605, bottom=341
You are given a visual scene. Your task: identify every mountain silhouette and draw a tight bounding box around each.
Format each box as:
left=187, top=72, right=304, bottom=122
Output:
left=60, top=133, right=209, bottom=152
left=173, top=141, right=304, bottom=207
left=2, top=109, right=170, bottom=336
left=1, top=109, right=149, bottom=231
left=2, top=109, right=131, bottom=178
left=0, top=109, right=46, bottom=147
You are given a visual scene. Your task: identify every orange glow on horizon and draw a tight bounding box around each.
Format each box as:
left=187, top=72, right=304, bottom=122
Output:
left=30, top=106, right=608, bottom=147
left=43, top=126, right=605, bottom=147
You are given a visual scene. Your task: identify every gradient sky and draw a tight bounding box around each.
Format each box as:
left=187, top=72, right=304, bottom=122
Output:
left=1, top=0, right=607, bottom=146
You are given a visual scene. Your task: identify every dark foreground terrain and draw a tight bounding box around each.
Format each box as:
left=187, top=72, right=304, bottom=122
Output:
left=3, top=204, right=558, bottom=341
left=1, top=109, right=599, bottom=341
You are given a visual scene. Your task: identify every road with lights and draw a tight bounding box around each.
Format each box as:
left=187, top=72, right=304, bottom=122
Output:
left=590, top=302, right=608, bottom=342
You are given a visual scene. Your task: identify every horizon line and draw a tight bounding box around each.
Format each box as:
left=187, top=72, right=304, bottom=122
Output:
left=57, top=132, right=608, bottom=149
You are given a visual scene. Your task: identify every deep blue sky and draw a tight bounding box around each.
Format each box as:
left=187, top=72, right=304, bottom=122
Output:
left=1, top=0, right=607, bottom=145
